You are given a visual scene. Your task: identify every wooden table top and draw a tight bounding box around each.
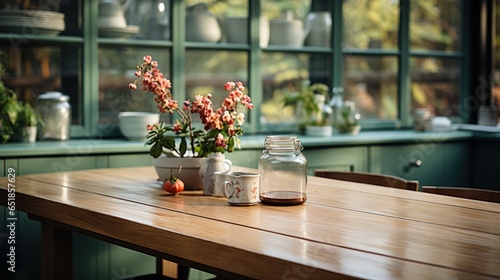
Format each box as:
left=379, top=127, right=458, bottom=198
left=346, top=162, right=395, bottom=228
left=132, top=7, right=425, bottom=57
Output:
left=1, top=166, right=499, bottom=280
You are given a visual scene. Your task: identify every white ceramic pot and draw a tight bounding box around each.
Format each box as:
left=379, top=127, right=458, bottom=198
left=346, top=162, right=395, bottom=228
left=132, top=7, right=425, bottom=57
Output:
left=152, top=156, right=205, bottom=190
left=303, top=11, right=331, bottom=47
left=185, top=3, right=221, bottom=42
left=13, top=126, right=37, bottom=143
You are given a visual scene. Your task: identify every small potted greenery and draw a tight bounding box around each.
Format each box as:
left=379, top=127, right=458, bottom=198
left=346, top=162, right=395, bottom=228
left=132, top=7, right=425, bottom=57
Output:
left=0, top=88, right=21, bottom=143
left=0, top=57, right=43, bottom=143
left=283, top=80, right=332, bottom=136
left=13, top=102, right=42, bottom=143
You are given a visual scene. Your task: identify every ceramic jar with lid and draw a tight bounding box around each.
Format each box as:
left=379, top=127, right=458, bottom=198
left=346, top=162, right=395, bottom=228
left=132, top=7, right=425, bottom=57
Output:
left=259, top=136, right=307, bottom=206
left=36, top=91, right=71, bottom=140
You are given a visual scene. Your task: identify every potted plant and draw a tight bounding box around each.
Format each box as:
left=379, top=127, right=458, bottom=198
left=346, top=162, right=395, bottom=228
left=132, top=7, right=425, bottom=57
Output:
left=0, top=93, right=43, bottom=143
left=128, top=55, right=254, bottom=191
left=0, top=89, right=20, bottom=143
left=13, top=101, right=44, bottom=143
left=283, top=80, right=332, bottom=136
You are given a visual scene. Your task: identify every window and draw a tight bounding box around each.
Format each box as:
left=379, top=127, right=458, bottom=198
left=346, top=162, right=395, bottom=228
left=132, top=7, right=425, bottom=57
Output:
left=0, top=0, right=477, bottom=139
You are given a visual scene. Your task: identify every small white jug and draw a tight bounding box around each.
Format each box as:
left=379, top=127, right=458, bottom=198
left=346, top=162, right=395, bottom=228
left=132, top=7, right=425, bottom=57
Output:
left=199, top=153, right=232, bottom=195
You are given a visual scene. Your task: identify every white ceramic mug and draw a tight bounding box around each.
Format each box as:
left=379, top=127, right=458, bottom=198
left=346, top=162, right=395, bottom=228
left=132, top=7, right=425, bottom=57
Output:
left=224, top=172, right=260, bottom=206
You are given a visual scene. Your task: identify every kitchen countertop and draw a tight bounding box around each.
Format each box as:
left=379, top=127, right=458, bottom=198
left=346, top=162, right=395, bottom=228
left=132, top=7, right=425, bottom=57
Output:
left=1, top=129, right=494, bottom=158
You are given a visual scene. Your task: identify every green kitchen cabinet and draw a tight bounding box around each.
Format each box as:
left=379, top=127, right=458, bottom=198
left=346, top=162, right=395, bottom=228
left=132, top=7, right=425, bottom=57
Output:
left=471, top=139, right=500, bottom=191
left=303, top=146, right=369, bottom=175
left=108, top=153, right=152, bottom=168
left=17, top=156, right=100, bottom=175
left=369, top=142, right=471, bottom=187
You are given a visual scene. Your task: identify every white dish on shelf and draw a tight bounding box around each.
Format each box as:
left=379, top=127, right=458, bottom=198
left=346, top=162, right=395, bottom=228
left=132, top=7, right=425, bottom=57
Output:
left=0, top=9, right=65, bottom=35
left=99, top=25, right=139, bottom=38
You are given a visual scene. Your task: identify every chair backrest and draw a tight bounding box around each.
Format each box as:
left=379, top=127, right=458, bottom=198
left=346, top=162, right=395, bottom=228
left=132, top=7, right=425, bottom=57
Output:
left=422, top=186, right=500, bottom=203
left=314, top=170, right=419, bottom=191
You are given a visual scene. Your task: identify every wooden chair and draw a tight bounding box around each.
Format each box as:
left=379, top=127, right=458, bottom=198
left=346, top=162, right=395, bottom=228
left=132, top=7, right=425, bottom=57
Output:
left=314, top=170, right=419, bottom=191
left=422, top=186, right=500, bottom=203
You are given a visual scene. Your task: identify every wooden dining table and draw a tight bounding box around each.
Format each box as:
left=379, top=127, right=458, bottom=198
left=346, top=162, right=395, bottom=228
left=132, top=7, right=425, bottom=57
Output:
left=1, top=166, right=499, bottom=280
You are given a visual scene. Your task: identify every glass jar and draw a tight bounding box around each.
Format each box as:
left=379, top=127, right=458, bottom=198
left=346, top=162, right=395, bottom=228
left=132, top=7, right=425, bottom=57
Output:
left=259, top=136, right=307, bottom=206
left=36, top=91, right=71, bottom=140
left=335, top=101, right=361, bottom=135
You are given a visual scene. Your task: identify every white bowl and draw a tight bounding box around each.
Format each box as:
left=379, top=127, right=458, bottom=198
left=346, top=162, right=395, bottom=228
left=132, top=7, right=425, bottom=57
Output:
left=305, top=125, right=333, bottom=137
left=118, top=112, right=159, bottom=141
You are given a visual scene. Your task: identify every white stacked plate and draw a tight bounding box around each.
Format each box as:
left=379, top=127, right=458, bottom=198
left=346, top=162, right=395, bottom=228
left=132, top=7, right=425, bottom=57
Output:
left=0, top=10, right=65, bottom=35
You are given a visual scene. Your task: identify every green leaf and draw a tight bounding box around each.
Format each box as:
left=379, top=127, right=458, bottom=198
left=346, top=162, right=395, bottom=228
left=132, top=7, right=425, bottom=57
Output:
left=150, top=142, right=162, bottom=158
left=161, top=136, right=176, bottom=149
left=228, top=137, right=235, bottom=152
left=179, top=137, right=187, bottom=156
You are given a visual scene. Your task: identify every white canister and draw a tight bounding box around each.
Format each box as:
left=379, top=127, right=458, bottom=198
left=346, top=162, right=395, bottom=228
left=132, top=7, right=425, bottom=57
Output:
left=36, top=91, right=71, bottom=140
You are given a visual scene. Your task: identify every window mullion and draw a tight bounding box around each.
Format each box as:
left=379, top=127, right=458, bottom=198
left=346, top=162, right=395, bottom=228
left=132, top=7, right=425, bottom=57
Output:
left=398, top=0, right=411, bottom=127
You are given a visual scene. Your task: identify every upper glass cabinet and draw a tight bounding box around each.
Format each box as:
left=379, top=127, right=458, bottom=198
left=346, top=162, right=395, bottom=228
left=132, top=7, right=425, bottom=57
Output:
left=0, top=0, right=83, bottom=127
left=184, top=0, right=248, bottom=44
left=0, top=0, right=469, bottom=140
left=0, top=0, right=82, bottom=36
left=98, top=0, right=171, bottom=40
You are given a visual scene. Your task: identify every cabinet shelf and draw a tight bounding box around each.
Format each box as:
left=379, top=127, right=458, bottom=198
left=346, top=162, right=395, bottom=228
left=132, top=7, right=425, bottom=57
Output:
left=0, top=33, right=83, bottom=44
left=98, top=37, right=173, bottom=47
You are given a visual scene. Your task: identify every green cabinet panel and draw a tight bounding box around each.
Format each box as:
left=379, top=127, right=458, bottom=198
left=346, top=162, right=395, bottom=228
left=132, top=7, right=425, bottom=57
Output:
left=18, top=156, right=98, bottom=175
left=0, top=159, right=4, bottom=177
left=4, top=159, right=18, bottom=174
left=369, top=142, right=471, bottom=187
left=303, top=146, right=368, bottom=174
left=472, top=140, right=500, bottom=191
left=108, top=153, right=152, bottom=168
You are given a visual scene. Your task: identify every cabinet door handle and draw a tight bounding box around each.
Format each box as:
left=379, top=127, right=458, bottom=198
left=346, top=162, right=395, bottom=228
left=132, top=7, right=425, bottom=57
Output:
left=404, top=159, right=422, bottom=172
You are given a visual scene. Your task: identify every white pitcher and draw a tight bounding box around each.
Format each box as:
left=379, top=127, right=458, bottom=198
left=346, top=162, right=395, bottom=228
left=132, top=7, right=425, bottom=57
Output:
left=303, top=11, right=332, bottom=47
left=199, top=153, right=232, bottom=195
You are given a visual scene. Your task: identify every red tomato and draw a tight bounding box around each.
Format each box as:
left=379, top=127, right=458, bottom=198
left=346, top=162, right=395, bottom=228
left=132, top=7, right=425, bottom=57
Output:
left=163, top=178, right=184, bottom=195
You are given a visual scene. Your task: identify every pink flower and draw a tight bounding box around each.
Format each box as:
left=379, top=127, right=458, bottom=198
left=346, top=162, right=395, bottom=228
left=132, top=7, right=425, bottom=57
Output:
left=224, top=82, right=235, bottom=91
left=236, top=112, right=245, bottom=125
left=129, top=55, right=254, bottom=158
left=215, top=133, right=226, bottom=147
left=173, top=122, right=181, bottom=132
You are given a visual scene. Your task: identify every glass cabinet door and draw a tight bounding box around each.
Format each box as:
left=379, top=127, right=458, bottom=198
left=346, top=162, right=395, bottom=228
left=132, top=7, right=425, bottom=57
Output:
left=0, top=0, right=83, bottom=126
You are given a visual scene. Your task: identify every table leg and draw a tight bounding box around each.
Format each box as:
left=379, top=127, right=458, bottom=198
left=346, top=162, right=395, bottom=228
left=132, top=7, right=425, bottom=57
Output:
left=41, top=222, right=72, bottom=280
